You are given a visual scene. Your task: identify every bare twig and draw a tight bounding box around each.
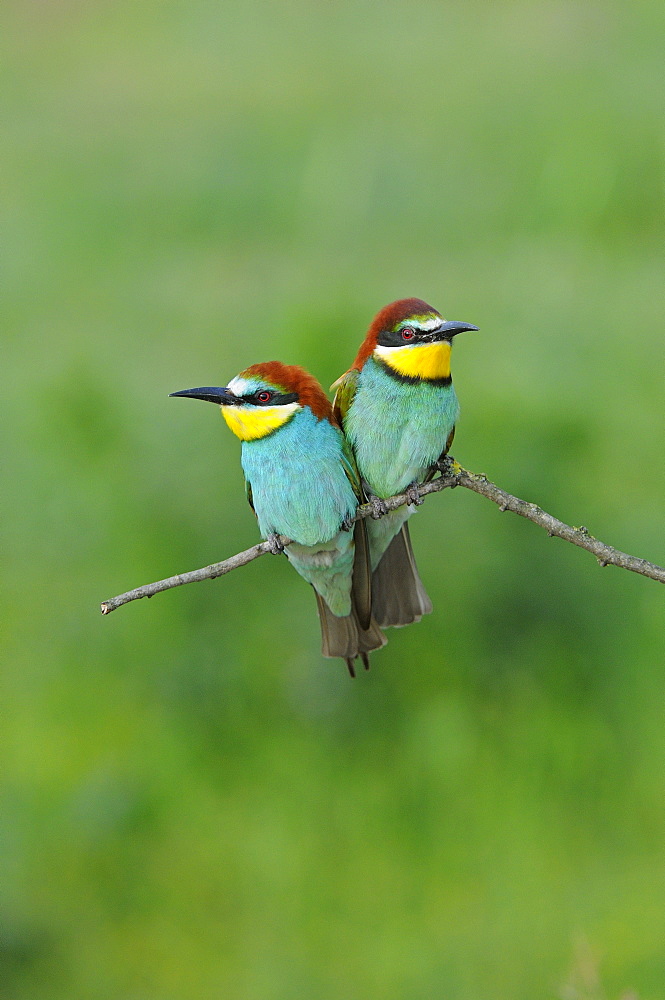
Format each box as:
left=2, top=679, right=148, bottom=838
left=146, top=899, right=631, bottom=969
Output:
left=100, top=539, right=290, bottom=614
left=100, top=457, right=665, bottom=615
left=448, top=461, right=665, bottom=583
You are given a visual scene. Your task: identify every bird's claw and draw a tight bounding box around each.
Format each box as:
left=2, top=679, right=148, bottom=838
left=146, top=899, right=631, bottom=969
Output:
left=340, top=513, right=355, bottom=532
left=429, top=456, right=450, bottom=477
left=428, top=455, right=459, bottom=480
left=361, top=481, right=388, bottom=520
left=266, top=533, right=285, bottom=555
left=367, top=494, right=389, bottom=519
left=405, top=481, right=424, bottom=506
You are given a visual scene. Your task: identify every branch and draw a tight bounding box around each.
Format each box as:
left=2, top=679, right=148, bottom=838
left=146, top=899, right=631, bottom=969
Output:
left=450, top=462, right=665, bottom=582
left=100, top=457, right=665, bottom=615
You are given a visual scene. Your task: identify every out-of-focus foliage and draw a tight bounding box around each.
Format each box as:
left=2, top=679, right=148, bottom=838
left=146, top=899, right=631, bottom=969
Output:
left=3, top=0, right=664, bottom=996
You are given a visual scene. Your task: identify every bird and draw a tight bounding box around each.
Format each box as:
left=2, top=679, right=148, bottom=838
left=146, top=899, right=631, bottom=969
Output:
left=332, top=298, right=477, bottom=629
left=170, top=361, right=385, bottom=676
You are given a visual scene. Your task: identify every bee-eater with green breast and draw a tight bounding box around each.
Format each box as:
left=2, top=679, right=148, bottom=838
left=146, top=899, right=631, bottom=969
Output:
left=171, top=361, right=385, bottom=676
left=333, top=298, right=477, bottom=628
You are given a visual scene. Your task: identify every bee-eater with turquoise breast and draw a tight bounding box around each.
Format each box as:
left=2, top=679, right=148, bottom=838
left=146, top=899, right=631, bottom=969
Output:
left=171, top=361, right=385, bottom=676
left=333, top=299, right=477, bottom=628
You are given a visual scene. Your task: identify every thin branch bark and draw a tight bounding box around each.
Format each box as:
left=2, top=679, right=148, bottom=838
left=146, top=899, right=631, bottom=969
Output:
left=100, top=457, right=665, bottom=615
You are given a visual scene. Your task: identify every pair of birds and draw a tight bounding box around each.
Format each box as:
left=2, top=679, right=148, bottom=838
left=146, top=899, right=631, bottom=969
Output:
left=171, top=298, right=477, bottom=676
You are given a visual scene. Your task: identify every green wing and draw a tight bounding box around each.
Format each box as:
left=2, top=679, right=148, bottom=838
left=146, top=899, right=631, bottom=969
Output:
left=245, top=478, right=255, bottom=514
left=339, top=432, right=364, bottom=503
left=341, top=435, right=372, bottom=630
left=331, top=376, right=372, bottom=630
left=332, top=368, right=364, bottom=501
left=332, top=368, right=366, bottom=506
left=331, top=368, right=359, bottom=430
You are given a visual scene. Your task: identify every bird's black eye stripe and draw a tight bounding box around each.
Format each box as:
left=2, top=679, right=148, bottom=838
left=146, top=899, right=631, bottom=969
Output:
left=377, top=326, right=425, bottom=347
left=245, top=390, right=299, bottom=406
left=376, top=322, right=446, bottom=348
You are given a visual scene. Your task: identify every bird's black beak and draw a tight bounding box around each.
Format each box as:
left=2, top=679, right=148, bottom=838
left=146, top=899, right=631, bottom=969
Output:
left=432, top=320, right=479, bottom=341
left=169, top=386, right=241, bottom=405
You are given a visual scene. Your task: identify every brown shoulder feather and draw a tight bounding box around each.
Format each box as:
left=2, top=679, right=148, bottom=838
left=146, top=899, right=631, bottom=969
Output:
left=242, top=361, right=333, bottom=422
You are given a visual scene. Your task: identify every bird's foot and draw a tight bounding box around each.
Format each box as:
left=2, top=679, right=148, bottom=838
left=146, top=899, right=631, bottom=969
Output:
left=266, top=533, right=285, bottom=555
left=340, top=513, right=355, bottom=533
left=428, top=455, right=459, bottom=480
left=428, top=455, right=450, bottom=477
left=404, top=480, right=424, bottom=506
left=361, top=481, right=389, bottom=520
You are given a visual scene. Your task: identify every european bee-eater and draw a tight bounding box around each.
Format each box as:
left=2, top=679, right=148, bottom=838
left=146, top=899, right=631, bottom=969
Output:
left=171, top=361, right=385, bottom=676
left=333, top=298, right=477, bottom=627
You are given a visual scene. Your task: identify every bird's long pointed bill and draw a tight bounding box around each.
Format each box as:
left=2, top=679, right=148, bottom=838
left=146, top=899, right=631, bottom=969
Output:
left=435, top=320, right=479, bottom=339
left=169, top=387, right=239, bottom=405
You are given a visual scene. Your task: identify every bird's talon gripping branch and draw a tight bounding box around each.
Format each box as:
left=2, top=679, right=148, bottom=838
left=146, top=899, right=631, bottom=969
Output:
left=266, top=533, right=285, bottom=555
left=405, top=481, right=424, bottom=506
left=340, top=513, right=355, bottom=532
left=361, top=480, right=389, bottom=519
left=431, top=457, right=450, bottom=477
left=368, top=494, right=389, bottom=519
left=429, top=455, right=462, bottom=483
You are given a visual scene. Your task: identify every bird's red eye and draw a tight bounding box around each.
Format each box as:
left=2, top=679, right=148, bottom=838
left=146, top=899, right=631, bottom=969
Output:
left=257, top=391, right=272, bottom=403
left=401, top=327, right=416, bottom=341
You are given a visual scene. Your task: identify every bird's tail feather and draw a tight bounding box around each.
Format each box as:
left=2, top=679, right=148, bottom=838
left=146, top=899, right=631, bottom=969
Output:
left=371, top=523, right=433, bottom=628
left=313, top=590, right=386, bottom=676
left=351, top=519, right=372, bottom=631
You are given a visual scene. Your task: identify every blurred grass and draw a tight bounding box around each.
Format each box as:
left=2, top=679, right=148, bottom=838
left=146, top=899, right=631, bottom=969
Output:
left=2, top=0, right=665, bottom=997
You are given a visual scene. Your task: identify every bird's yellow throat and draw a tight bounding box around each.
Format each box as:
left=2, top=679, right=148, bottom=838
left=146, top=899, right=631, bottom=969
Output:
left=375, top=341, right=451, bottom=381
left=221, top=403, right=299, bottom=441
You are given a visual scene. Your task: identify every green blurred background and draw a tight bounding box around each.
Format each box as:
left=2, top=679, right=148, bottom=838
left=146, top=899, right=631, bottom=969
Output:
left=3, top=0, right=665, bottom=997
